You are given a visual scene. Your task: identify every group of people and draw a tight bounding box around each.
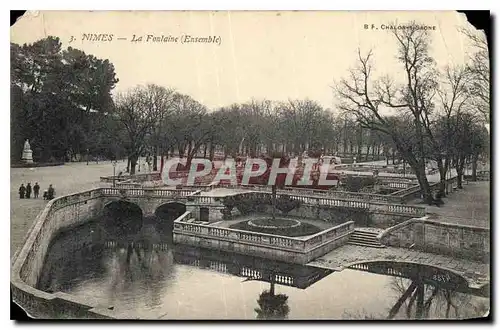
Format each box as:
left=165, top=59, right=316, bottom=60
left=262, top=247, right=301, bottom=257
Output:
left=18, top=182, right=55, bottom=200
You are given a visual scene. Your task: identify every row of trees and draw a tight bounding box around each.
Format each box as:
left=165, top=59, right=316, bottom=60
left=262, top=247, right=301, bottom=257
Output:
left=336, top=22, right=490, bottom=203
left=114, top=87, right=404, bottom=175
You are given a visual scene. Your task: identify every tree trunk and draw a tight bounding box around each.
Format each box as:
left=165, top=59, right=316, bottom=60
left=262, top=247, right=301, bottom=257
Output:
left=410, top=158, right=433, bottom=205
left=415, top=283, right=425, bottom=319
left=272, top=185, right=277, bottom=221
left=406, top=290, right=418, bottom=319
left=130, top=156, right=138, bottom=175
left=423, top=286, right=439, bottom=318
left=203, top=143, right=208, bottom=158
left=153, top=146, right=158, bottom=171
left=270, top=281, right=275, bottom=296
left=126, top=158, right=131, bottom=173
left=209, top=143, right=215, bottom=161
left=387, top=281, right=417, bottom=319
left=471, top=153, right=478, bottom=181
left=356, top=127, right=363, bottom=159
left=187, top=141, right=193, bottom=158
left=436, top=158, right=447, bottom=196
left=457, top=156, right=465, bottom=189
left=179, top=144, right=186, bottom=158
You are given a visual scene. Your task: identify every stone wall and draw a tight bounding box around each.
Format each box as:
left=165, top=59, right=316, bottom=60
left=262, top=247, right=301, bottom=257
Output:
left=18, top=193, right=103, bottom=288
left=11, top=189, right=118, bottom=319
left=173, top=232, right=309, bottom=263
left=379, top=218, right=490, bottom=262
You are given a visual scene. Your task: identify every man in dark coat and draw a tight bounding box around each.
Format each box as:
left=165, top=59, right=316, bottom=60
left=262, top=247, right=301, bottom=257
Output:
left=26, top=183, right=32, bottom=199
left=47, top=184, right=55, bottom=200
left=19, top=184, right=26, bottom=199
left=33, top=182, right=40, bottom=199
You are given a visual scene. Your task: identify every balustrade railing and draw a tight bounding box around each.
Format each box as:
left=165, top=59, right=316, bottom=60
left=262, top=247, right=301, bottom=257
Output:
left=174, top=213, right=355, bottom=253
left=226, top=185, right=404, bottom=204
left=100, top=172, right=161, bottom=183
left=98, top=186, right=424, bottom=216
left=303, top=221, right=355, bottom=250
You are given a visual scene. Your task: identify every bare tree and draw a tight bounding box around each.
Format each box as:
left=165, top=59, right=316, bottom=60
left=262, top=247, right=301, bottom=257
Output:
left=147, top=85, right=176, bottom=171
left=114, top=85, right=166, bottom=175
left=431, top=65, right=471, bottom=195
left=336, top=22, right=438, bottom=204
left=167, top=93, right=212, bottom=169
left=460, top=27, right=490, bottom=123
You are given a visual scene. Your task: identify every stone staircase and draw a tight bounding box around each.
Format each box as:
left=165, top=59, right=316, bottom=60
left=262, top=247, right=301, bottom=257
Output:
left=348, top=229, right=386, bottom=248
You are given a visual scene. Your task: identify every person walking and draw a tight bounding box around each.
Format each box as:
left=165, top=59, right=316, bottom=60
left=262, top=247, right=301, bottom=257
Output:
left=18, top=184, right=26, bottom=199
left=25, top=183, right=32, bottom=199
left=33, top=182, right=40, bottom=199
left=47, top=184, right=55, bottom=200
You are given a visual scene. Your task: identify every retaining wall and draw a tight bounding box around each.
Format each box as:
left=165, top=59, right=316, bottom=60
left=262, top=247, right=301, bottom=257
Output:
left=11, top=189, right=116, bottom=319
left=379, top=217, right=490, bottom=262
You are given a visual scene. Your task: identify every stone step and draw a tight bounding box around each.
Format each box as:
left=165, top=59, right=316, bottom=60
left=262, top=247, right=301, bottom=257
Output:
left=348, top=230, right=385, bottom=248
left=349, top=236, right=380, bottom=244
left=350, top=233, right=379, bottom=240
left=351, top=231, right=379, bottom=238
left=347, top=241, right=386, bottom=248
left=349, top=238, right=384, bottom=246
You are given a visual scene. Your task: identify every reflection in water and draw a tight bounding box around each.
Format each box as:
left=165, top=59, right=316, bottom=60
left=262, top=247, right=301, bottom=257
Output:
left=255, top=288, right=290, bottom=320
left=388, top=277, right=489, bottom=320
left=37, top=212, right=489, bottom=320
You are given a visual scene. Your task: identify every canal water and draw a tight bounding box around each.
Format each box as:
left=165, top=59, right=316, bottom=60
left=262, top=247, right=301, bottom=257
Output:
left=37, top=217, right=489, bottom=320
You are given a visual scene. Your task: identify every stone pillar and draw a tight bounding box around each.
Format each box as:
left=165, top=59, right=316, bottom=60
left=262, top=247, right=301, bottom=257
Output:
left=414, top=223, right=425, bottom=250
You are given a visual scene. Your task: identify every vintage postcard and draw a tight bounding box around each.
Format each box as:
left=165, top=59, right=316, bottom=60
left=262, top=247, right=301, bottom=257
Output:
left=10, top=10, right=490, bottom=320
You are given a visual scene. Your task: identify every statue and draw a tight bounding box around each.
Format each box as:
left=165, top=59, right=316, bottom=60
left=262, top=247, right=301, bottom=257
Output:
left=21, top=139, right=34, bottom=164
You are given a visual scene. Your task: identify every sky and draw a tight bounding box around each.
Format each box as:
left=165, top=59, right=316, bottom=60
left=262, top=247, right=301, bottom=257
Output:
left=10, top=10, right=481, bottom=111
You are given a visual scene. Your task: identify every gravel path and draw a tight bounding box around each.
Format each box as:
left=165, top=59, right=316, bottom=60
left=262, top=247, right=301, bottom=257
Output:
left=10, top=161, right=123, bottom=257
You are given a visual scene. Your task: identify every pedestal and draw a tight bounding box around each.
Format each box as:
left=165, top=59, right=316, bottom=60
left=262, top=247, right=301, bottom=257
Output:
left=22, top=150, right=33, bottom=164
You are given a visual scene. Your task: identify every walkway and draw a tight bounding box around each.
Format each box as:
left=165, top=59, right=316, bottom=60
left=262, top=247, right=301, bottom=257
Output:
left=10, top=161, right=120, bottom=257
left=408, top=181, right=490, bottom=229
left=307, top=244, right=489, bottom=289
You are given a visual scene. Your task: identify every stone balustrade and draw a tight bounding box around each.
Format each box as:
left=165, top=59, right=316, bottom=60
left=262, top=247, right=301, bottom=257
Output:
left=98, top=186, right=425, bottom=217
left=203, top=187, right=424, bottom=217
left=174, top=211, right=355, bottom=259
left=115, top=182, right=142, bottom=189
left=384, top=182, right=413, bottom=189
left=216, top=184, right=405, bottom=204
left=100, top=172, right=161, bottom=183
left=393, top=175, right=460, bottom=202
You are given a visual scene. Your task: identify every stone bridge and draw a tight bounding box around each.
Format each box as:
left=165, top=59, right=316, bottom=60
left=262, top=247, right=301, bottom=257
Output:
left=99, top=187, right=195, bottom=216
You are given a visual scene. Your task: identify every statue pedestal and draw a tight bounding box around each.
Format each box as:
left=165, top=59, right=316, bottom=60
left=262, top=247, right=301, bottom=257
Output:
left=22, top=150, right=33, bottom=164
